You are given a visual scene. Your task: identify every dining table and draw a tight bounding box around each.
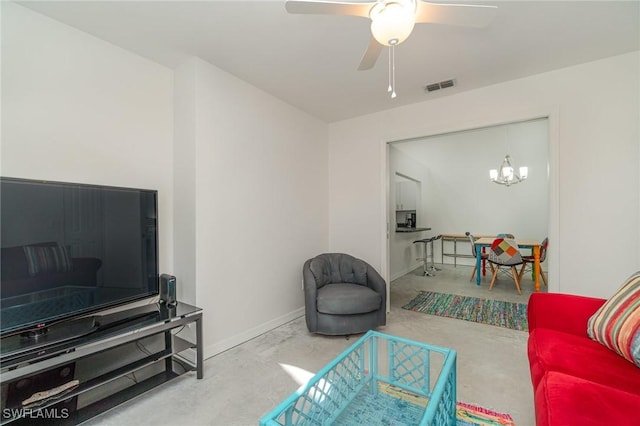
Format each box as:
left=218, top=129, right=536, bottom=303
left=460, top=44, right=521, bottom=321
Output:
left=473, top=237, right=543, bottom=292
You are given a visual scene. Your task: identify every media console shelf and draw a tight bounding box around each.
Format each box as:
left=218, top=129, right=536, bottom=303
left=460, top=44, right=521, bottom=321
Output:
left=0, top=302, right=203, bottom=425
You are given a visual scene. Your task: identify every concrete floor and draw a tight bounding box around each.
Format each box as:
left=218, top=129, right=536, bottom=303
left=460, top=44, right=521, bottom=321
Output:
left=83, top=263, right=543, bottom=426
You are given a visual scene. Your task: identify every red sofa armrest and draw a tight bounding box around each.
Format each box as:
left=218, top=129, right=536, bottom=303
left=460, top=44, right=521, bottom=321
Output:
left=528, top=292, right=606, bottom=337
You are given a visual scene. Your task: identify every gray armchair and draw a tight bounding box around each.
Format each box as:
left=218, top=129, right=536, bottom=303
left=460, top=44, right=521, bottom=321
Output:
left=303, top=253, right=386, bottom=335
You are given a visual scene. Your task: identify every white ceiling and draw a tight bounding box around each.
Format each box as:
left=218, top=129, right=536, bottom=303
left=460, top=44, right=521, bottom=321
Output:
left=15, top=0, right=640, bottom=123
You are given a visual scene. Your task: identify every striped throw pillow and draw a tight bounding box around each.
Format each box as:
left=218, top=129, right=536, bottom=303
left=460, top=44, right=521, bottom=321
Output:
left=23, top=244, right=72, bottom=277
left=587, top=271, right=640, bottom=367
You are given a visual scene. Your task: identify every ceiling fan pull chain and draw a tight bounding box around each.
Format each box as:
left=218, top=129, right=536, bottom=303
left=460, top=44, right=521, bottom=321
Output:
left=391, top=44, right=397, bottom=99
left=387, top=46, right=392, bottom=93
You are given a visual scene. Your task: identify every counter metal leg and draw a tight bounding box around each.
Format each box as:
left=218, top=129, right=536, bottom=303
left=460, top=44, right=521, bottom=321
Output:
left=427, top=236, right=442, bottom=272
left=414, top=236, right=440, bottom=277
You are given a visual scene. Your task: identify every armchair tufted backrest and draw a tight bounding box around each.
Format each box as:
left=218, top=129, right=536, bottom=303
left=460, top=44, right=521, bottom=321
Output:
left=308, top=253, right=367, bottom=287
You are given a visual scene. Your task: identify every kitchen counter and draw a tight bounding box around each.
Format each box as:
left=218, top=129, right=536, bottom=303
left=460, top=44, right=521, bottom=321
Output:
left=395, top=227, right=431, bottom=233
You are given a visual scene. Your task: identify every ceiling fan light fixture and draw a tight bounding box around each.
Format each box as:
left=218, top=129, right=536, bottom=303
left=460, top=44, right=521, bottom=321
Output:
left=370, top=1, right=416, bottom=46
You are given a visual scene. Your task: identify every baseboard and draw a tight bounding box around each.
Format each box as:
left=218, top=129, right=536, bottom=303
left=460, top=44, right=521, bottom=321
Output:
left=391, top=261, right=422, bottom=281
left=200, top=307, right=305, bottom=360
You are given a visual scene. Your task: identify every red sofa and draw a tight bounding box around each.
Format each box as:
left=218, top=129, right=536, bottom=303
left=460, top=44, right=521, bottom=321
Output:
left=527, top=292, right=640, bottom=425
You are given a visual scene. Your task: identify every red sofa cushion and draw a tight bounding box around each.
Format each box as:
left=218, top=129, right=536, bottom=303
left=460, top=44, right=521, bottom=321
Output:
left=527, top=292, right=605, bottom=336
left=529, top=327, right=640, bottom=395
left=535, top=371, right=639, bottom=426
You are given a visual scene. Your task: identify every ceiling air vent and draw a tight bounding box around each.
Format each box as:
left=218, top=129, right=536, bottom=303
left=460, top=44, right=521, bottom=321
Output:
left=424, top=79, right=456, bottom=93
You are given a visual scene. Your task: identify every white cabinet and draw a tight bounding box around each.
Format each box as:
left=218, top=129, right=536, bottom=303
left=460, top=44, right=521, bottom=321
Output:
left=396, top=181, right=417, bottom=211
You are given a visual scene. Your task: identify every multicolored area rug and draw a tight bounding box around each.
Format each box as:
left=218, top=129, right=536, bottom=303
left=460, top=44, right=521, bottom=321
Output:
left=380, top=382, right=516, bottom=426
left=402, top=291, right=528, bottom=331
left=456, top=402, right=516, bottom=426
left=338, top=382, right=516, bottom=426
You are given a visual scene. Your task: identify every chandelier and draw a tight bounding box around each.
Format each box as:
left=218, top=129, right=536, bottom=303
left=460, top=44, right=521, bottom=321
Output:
left=489, top=155, right=528, bottom=186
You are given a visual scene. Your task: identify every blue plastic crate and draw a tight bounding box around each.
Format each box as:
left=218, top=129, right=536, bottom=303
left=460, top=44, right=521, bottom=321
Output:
left=260, top=331, right=457, bottom=426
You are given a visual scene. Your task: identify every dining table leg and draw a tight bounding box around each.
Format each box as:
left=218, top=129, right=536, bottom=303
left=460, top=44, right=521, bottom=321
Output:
left=482, top=247, right=487, bottom=276
left=533, top=245, right=541, bottom=292
left=476, top=248, right=482, bottom=286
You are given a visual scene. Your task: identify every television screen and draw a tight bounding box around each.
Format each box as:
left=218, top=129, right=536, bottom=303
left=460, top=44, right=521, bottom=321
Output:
left=0, top=177, right=159, bottom=338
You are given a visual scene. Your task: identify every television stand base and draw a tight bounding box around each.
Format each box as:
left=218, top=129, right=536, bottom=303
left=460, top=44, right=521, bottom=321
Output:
left=3, top=316, right=98, bottom=360
left=0, top=302, right=203, bottom=425
left=94, top=303, right=159, bottom=330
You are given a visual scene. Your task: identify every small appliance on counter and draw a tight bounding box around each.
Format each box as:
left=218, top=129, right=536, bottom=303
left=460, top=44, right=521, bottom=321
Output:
left=397, top=212, right=417, bottom=229
left=405, top=212, right=417, bottom=228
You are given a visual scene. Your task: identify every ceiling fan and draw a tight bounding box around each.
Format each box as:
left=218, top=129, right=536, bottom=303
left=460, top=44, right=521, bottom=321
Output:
left=285, top=0, right=498, bottom=71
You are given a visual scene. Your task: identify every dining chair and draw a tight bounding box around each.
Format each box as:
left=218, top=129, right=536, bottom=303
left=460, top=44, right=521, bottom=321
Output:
left=465, top=231, right=494, bottom=281
left=487, top=237, right=524, bottom=294
left=497, top=233, right=515, bottom=239
left=518, top=237, right=548, bottom=286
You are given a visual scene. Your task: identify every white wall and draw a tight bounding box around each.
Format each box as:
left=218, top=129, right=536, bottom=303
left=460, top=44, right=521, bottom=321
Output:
left=13, top=1, right=637, bottom=406
left=3, top=2, right=329, bottom=360
left=1, top=2, right=174, bottom=274
left=329, top=51, right=639, bottom=299
left=174, top=58, right=328, bottom=357
left=5, top=0, right=638, bottom=355
left=173, top=58, right=198, bottom=308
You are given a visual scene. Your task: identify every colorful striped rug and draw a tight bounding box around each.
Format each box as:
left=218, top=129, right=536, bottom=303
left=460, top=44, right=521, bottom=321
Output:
left=339, top=381, right=516, bottom=425
left=402, top=291, right=528, bottom=331
left=380, top=382, right=516, bottom=425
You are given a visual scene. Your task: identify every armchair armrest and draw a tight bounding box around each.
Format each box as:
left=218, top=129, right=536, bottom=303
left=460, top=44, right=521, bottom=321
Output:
left=303, top=258, right=320, bottom=330
left=366, top=265, right=386, bottom=297
left=302, top=259, right=319, bottom=291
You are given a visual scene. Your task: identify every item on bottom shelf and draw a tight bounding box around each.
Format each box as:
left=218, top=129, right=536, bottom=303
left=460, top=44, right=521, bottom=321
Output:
left=22, top=379, right=80, bottom=407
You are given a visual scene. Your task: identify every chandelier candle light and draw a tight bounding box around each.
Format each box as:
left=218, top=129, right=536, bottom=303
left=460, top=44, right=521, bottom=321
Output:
left=489, top=155, right=528, bottom=186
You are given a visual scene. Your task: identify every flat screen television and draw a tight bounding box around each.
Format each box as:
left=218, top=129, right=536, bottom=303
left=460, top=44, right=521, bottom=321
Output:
left=0, top=177, right=159, bottom=345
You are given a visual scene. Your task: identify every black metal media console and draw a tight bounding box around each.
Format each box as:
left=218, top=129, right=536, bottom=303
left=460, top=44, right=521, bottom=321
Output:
left=0, top=302, right=203, bottom=425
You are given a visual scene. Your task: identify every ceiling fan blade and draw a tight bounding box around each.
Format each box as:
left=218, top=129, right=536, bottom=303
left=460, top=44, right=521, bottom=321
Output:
left=357, top=37, right=383, bottom=71
left=285, top=0, right=374, bottom=18
left=415, top=2, right=498, bottom=27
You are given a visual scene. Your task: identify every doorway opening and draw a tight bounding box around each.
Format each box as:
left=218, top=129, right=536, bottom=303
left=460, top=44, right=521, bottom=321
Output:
left=386, top=117, right=551, bottom=305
